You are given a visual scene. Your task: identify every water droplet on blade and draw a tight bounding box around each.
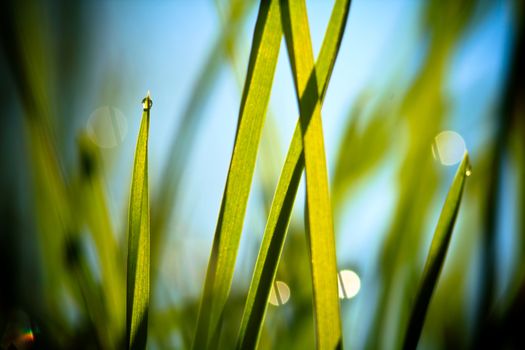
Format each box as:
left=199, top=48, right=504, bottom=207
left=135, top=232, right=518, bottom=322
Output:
left=142, top=92, right=153, bottom=110
left=465, top=164, right=472, bottom=177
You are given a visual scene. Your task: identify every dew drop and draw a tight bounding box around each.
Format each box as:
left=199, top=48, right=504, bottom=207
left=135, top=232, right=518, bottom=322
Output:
left=142, top=92, right=153, bottom=110
left=465, top=164, right=472, bottom=177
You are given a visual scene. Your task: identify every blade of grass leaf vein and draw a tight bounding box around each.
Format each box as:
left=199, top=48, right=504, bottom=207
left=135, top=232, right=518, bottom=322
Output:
left=191, top=1, right=282, bottom=348
left=126, top=94, right=152, bottom=350
left=281, top=0, right=343, bottom=348
left=402, top=152, right=470, bottom=350
left=236, top=0, right=350, bottom=348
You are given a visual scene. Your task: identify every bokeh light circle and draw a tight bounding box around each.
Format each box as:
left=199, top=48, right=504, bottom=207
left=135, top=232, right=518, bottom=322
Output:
left=268, top=281, right=291, bottom=306
left=431, top=130, right=466, bottom=166
left=87, top=106, right=127, bottom=148
left=338, top=269, right=361, bottom=299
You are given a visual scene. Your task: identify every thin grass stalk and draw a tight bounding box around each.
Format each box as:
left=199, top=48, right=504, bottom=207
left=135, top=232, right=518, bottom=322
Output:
left=191, top=1, right=282, bottom=348
left=236, top=0, right=351, bottom=348
left=403, top=153, right=470, bottom=350
left=126, top=93, right=152, bottom=350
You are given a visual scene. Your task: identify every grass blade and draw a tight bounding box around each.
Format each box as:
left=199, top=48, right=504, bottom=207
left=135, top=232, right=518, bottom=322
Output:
left=402, top=152, right=470, bottom=350
left=281, top=0, right=343, bottom=347
left=77, top=134, right=125, bottom=346
left=126, top=93, right=152, bottom=349
left=236, top=0, right=350, bottom=348
left=191, top=1, right=282, bottom=348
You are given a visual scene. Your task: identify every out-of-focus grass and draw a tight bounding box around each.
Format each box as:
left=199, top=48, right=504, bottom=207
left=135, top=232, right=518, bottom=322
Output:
left=76, top=134, right=125, bottom=348
left=366, top=1, right=478, bottom=348
left=151, top=0, right=255, bottom=278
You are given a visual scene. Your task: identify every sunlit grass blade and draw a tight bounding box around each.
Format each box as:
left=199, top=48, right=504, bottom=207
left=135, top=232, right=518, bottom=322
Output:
left=236, top=0, right=350, bottom=348
left=402, top=152, right=470, bottom=350
left=191, top=1, right=282, bottom=348
left=281, top=0, right=343, bottom=347
left=126, top=93, right=152, bottom=350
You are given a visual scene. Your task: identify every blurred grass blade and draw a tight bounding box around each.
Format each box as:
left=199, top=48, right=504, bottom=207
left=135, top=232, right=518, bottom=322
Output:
left=0, top=1, right=81, bottom=337
left=365, top=2, right=477, bottom=344
left=237, top=0, right=350, bottom=348
left=151, top=0, right=254, bottom=272
left=332, top=93, right=393, bottom=212
left=191, top=1, right=282, bottom=348
left=77, top=134, right=125, bottom=346
left=403, top=152, right=470, bottom=350
left=127, top=93, right=152, bottom=350
left=281, top=0, right=343, bottom=348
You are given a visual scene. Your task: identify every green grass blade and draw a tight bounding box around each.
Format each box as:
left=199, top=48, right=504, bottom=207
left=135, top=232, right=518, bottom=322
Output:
left=126, top=93, right=152, bottom=350
left=281, top=0, right=344, bottom=348
left=236, top=0, right=350, bottom=348
left=314, top=0, right=352, bottom=102
left=191, top=1, right=282, bottom=348
left=402, top=152, right=470, bottom=350
left=77, top=134, right=125, bottom=346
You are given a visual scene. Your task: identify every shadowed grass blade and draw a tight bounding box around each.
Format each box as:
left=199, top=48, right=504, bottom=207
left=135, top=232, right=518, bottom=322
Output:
left=191, top=1, right=282, bottom=348
left=77, top=134, right=125, bottom=347
left=0, top=3, right=88, bottom=340
left=281, top=0, right=343, bottom=347
left=403, top=152, right=470, bottom=350
left=332, top=94, right=393, bottom=212
left=236, top=0, right=350, bottom=348
left=126, top=93, right=152, bottom=350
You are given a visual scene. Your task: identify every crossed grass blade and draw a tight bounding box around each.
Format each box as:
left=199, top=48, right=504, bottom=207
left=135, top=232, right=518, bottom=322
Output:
left=281, top=0, right=345, bottom=347
left=237, top=0, right=351, bottom=348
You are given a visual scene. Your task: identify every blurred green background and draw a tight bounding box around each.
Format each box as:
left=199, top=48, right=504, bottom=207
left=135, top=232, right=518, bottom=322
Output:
left=1, top=0, right=524, bottom=349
